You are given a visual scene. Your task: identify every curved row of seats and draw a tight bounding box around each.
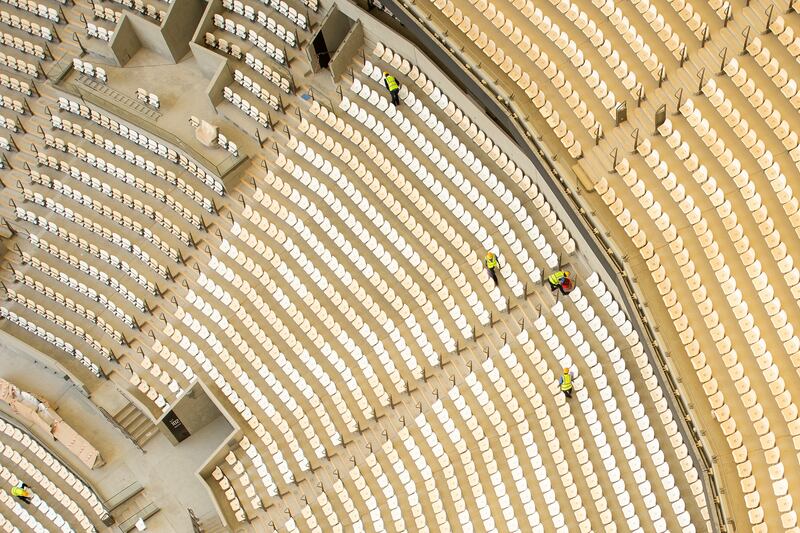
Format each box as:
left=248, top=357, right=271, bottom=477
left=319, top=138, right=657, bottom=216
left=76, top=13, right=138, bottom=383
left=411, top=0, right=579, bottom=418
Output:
left=0, top=417, right=108, bottom=531
left=0, top=306, right=102, bottom=377
left=284, top=274, right=706, bottom=529
left=56, top=96, right=225, bottom=197
left=39, top=132, right=206, bottom=231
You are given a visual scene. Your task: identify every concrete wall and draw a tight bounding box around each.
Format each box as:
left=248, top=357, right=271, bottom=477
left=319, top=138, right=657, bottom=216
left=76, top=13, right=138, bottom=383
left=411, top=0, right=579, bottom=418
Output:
left=123, top=12, right=170, bottom=60
left=109, top=0, right=205, bottom=65
left=191, top=0, right=222, bottom=44
left=190, top=42, right=227, bottom=78
left=205, top=59, right=233, bottom=107
left=329, top=19, right=363, bottom=81
left=187, top=0, right=227, bottom=78
left=161, top=383, right=227, bottom=445
left=108, top=16, right=142, bottom=67
left=320, top=8, right=352, bottom=49
left=160, top=0, right=206, bottom=60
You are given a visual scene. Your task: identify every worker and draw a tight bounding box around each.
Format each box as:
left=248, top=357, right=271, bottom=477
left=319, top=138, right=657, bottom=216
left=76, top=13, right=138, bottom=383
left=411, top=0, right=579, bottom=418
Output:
left=548, top=270, right=570, bottom=293
left=11, top=481, right=32, bottom=504
left=383, top=71, right=401, bottom=106
left=485, top=251, right=500, bottom=286
left=559, top=368, right=573, bottom=398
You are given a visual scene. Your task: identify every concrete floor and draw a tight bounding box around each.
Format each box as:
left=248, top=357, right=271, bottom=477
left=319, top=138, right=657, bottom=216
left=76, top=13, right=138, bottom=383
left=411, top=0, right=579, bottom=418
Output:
left=0, top=330, right=232, bottom=532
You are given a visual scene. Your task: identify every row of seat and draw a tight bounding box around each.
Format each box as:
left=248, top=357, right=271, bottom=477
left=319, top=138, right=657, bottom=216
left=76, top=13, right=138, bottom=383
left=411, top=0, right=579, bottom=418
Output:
left=221, top=0, right=297, bottom=47
left=290, top=104, right=510, bottom=330
left=601, top=0, right=687, bottom=62
left=721, top=57, right=800, bottom=163
left=473, top=0, right=630, bottom=118
left=746, top=35, right=800, bottom=113
left=655, top=0, right=706, bottom=42
left=85, top=22, right=112, bottom=42
left=135, top=88, right=160, bottom=109
left=0, top=490, right=46, bottom=532
left=242, top=51, right=291, bottom=93
left=32, top=157, right=189, bottom=268
left=371, top=46, right=579, bottom=263
left=295, top=110, right=498, bottom=322
left=15, top=202, right=172, bottom=280
left=19, top=247, right=148, bottom=313
left=5, top=278, right=125, bottom=353
left=127, top=370, right=171, bottom=412
left=216, top=132, right=238, bottom=157
left=232, top=68, right=282, bottom=110
left=0, top=92, right=22, bottom=114
left=227, top=202, right=432, bottom=391
left=73, top=59, right=109, bottom=83
left=21, top=176, right=183, bottom=265
left=163, top=320, right=300, bottom=482
left=239, top=178, right=442, bottom=391
left=143, top=338, right=195, bottom=387
left=0, top=10, right=53, bottom=40
left=107, top=0, right=165, bottom=21
left=348, top=86, right=531, bottom=311
left=222, top=85, right=272, bottom=128
left=582, top=274, right=709, bottom=514
left=528, top=312, right=647, bottom=530
left=657, top=117, right=799, bottom=349
left=0, top=415, right=108, bottom=521
left=56, top=96, right=225, bottom=196
left=49, top=114, right=217, bottom=215
left=0, top=50, right=38, bottom=77
left=768, top=16, right=800, bottom=61
left=0, top=114, right=19, bottom=132
left=0, top=72, right=31, bottom=95
left=551, top=296, right=693, bottom=529
left=211, top=455, right=249, bottom=522
left=0, top=29, right=46, bottom=59
left=423, top=2, right=584, bottom=156
left=91, top=4, right=119, bottom=24
left=298, top=104, right=504, bottom=334
left=27, top=229, right=160, bottom=297
left=0, top=306, right=103, bottom=376
left=675, top=97, right=800, bottom=306
left=11, top=249, right=137, bottom=331
left=174, top=297, right=325, bottom=474
left=352, top=72, right=565, bottom=291
left=256, top=0, right=307, bottom=28
left=0, top=506, right=19, bottom=532
left=212, top=14, right=287, bottom=65
left=207, top=232, right=384, bottom=426
left=281, top=139, right=476, bottom=343
left=134, top=337, right=192, bottom=410
left=40, top=132, right=206, bottom=231
left=0, top=0, right=59, bottom=23
left=593, top=157, right=771, bottom=530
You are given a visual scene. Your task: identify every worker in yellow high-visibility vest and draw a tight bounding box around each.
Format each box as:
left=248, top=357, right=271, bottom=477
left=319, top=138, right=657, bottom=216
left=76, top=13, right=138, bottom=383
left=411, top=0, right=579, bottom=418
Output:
left=559, top=368, right=574, bottom=398
left=11, top=481, right=32, bottom=504
left=383, top=71, right=401, bottom=106
left=485, top=251, right=500, bottom=286
left=548, top=270, right=570, bottom=293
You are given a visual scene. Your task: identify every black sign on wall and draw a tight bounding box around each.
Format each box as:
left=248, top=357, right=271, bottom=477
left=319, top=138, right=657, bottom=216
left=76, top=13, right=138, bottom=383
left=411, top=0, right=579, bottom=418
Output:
left=163, top=410, right=191, bottom=443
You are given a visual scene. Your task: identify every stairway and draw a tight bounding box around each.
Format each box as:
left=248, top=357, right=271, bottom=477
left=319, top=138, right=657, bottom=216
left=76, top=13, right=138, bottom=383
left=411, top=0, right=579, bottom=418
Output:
left=113, top=404, right=159, bottom=449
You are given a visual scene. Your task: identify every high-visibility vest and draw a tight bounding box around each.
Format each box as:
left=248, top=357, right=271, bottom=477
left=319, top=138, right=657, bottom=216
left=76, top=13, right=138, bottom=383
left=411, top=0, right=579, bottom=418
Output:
left=549, top=271, right=565, bottom=285
left=560, top=373, right=572, bottom=391
left=485, top=256, right=499, bottom=269
left=11, top=486, right=28, bottom=498
left=385, top=75, right=399, bottom=92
